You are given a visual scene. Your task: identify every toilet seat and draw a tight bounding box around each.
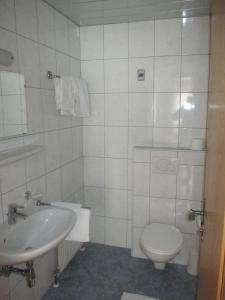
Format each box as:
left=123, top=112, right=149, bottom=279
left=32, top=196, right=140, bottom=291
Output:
left=141, top=223, right=183, bottom=255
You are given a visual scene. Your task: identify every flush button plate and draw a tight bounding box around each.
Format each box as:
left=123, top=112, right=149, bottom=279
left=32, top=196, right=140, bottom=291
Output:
left=137, top=69, right=145, bottom=81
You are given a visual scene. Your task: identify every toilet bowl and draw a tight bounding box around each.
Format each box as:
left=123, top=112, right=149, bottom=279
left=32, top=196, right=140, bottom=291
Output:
left=140, top=223, right=183, bottom=270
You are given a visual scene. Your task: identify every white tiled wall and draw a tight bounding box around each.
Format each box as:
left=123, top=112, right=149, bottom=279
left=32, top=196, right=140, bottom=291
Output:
left=132, top=147, right=205, bottom=265
left=81, top=16, right=209, bottom=250
left=0, top=0, right=83, bottom=299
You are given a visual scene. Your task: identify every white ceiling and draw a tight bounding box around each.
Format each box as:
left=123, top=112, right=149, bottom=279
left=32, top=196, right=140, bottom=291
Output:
left=44, top=0, right=211, bottom=26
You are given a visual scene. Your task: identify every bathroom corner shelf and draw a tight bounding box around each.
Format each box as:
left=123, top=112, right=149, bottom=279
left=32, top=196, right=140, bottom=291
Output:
left=0, top=144, right=44, bottom=167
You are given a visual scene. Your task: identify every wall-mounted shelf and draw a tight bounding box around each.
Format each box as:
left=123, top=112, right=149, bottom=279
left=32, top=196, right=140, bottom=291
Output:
left=0, top=144, right=44, bottom=167
left=134, top=145, right=206, bottom=152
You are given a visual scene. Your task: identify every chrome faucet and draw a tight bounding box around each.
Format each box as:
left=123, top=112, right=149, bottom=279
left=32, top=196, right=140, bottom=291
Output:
left=35, top=199, right=51, bottom=206
left=24, top=191, right=51, bottom=207
left=8, top=203, right=27, bottom=225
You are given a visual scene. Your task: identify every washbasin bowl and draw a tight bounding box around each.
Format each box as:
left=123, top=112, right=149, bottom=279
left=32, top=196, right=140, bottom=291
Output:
left=0, top=207, right=76, bottom=266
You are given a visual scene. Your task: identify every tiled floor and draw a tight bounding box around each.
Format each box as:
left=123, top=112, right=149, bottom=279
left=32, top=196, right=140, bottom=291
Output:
left=43, top=243, right=197, bottom=300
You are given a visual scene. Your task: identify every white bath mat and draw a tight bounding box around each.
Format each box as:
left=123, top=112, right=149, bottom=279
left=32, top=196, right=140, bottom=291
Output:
left=121, top=292, right=159, bottom=300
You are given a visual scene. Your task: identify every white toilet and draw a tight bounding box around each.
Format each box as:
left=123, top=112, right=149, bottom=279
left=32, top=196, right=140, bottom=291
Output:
left=140, top=223, right=183, bottom=270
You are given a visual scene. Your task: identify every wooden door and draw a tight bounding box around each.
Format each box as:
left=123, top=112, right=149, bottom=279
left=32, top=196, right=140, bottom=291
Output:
left=198, top=0, right=225, bottom=299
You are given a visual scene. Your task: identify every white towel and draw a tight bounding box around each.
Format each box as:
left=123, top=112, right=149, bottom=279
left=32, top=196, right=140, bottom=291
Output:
left=52, top=202, right=90, bottom=242
left=54, top=77, right=90, bottom=117
left=121, top=293, right=158, bottom=300
left=74, top=79, right=90, bottom=117
left=54, top=77, right=76, bottom=116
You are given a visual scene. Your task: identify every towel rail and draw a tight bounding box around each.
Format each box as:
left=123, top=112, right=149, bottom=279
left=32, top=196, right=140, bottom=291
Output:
left=47, top=70, right=61, bottom=79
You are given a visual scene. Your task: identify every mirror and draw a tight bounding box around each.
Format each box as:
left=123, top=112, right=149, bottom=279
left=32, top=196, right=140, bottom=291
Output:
left=0, top=71, right=27, bottom=139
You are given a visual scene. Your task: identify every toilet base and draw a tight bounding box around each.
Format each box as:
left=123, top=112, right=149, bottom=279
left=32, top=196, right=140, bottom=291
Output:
left=154, top=262, right=166, bottom=270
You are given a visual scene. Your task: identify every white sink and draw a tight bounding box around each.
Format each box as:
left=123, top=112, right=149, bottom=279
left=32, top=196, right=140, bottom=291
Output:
left=0, top=207, right=76, bottom=266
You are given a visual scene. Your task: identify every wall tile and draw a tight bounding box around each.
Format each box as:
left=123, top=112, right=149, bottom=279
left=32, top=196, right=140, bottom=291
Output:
left=0, top=0, right=16, bottom=32
left=179, top=128, right=206, bottom=149
left=154, top=56, right=181, bottom=92
left=41, top=89, right=59, bottom=131
left=105, top=93, right=128, bottom=126
left=129, top=21, right=154, bottom=58
left=17, top=36, right=40, bottom=88
left=105, top=126, right=128, bottom=158
left=132, top=227, right=147, bottom=259
left=83, top=94, right=105, bottom=126
left=128, top=127, right=153, bottom=158
left=25, top=149, right=45, bottom=182
left=182, top=16, right=209, bottom=55
left=105, top=218, right=127, bottom=247
left=84, top=157, right=104, bottom=187
left=150, top=172, right=177, bottom=198
left=104, top=23, right=128, bottom=59
left=54, top=10, right=69, bottom=54
left=70, top=58, right=81, bottom=77
left=68, top=21, right=80, bottom=59
left=134, top=163, right=150, bottom=196
left=44, top=130, right=60, bottom=172
left=72, top=127, right=83, bottom=160
left=153, top=127, right=178, bottom=147
left=26, top=88, right=43, bottom=134
left=150, top=197, right=176, bottom=225
left=81, top=60, right=104, bottom=93
left=81, top=25, right=103, bottom=60
left=56, top=52, right=70, bottom=79
left=37, top=0, right=55, bottom=48
left=133, top=148, right=151, bottom=163
left=177, top=165, right=204, bottom=201
left=105, top=158, right=127, bottom=189
left=73, top=159, right=83, bottom=191
left=46, top=169, right=62, bottom=202
left=154, top=93, right=180, bottom=128
left=90, top=215, right=105, bottom=244
left=155, top=19, right=181, bottom=56
left=181, top=55, right=209, bottom=92
left=180, top=93, right=208, bottom=128
left=105, top=189, right=127, bottom=219
left=133, top=196, right=149, bottom=227
left=61, top=162, right=75, bottom=200
left=129, top=93, right=154, bottom=127
left=83, top=126, right=104, bottom=157
left=105, top=59, right=128, bottom=93
left=15, top=0, right=38, bottom=41
left=84, top=186, right=105, bottom=216
left=59, top=128, right=73, bottom=165
left=178, top=150, right=205, bottom=166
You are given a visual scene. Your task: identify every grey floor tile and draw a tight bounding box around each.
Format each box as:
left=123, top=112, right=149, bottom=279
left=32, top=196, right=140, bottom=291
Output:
left=42, top=243, right=197, bottom=300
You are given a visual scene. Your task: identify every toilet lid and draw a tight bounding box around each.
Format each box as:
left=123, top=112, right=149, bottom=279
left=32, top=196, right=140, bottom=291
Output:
left=141, top=223, right=183, bottom=255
